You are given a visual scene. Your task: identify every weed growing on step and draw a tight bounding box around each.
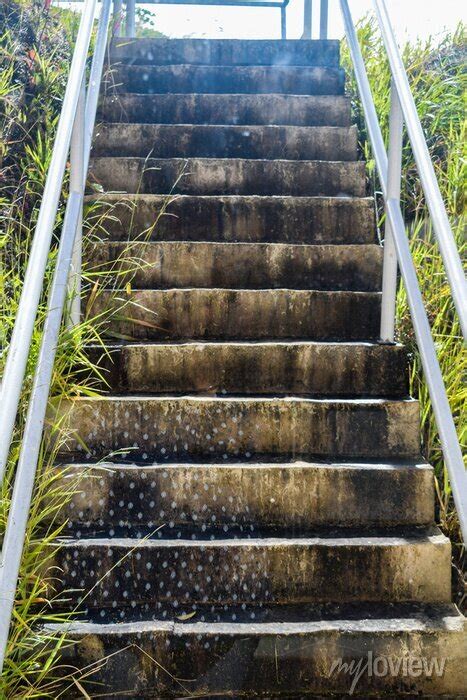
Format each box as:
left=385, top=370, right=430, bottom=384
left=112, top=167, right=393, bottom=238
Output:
left=342, top=18, right=466, bottom=605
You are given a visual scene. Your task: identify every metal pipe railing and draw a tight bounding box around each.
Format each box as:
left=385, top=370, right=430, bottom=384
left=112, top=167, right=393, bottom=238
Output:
left=379, top=80, right=402, bottom=342
left=0, top=0, right=113, bottom=671
left=67, top=77, right=85, bottom=328
left=302, top=0, right=312, bottom=38
left=339, top=0, right=467, bottom=541
left=118, top=0, right=290, bottom=39
left=374, top=0, right=467, bottom=340
left=126, top=0, right=136, bottom=36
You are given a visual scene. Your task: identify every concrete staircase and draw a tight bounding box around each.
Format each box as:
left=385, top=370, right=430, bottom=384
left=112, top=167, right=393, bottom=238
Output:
left=47, top=38, right=466, bottom=697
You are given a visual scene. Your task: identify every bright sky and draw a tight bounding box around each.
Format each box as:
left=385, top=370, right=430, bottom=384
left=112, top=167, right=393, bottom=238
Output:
left=60, top=0, right=466, bottom=42
left=142, top=0, right=466, bottom=41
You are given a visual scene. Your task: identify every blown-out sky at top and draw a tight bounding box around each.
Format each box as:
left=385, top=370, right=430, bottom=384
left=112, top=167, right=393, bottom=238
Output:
left=131, top=0, right=464, bottom=41
left=60, top=0, right=466, bottom=42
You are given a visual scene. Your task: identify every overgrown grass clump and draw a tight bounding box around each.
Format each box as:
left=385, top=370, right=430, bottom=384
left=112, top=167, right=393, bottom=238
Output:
left=342, top=19, right=466, bottom=597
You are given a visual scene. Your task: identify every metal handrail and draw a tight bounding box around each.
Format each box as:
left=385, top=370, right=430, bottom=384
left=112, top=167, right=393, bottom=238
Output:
left=339, top=0, right=467, bottom=540
left=0, top=0, right=112, bottom=670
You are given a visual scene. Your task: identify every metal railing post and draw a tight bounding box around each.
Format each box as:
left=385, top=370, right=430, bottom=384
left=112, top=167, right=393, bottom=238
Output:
left=302, top=0, right=312, bottom=39
left=319, top=0, right=328, bottom=39
left=113, top=0, right=123, bottom=35
left=67, top=77, right=86, bottom=328
left=126, top=0, right=136, bottom=37
left=280, top=4, right=286, bottom=39
left=380, top=80, right=403, bottom=342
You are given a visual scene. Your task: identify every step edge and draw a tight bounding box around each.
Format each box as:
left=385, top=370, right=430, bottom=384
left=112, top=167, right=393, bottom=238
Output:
left=56, top=460, right=433, bottom=472
left=43, top=607, right=465, bottom=637
left=90, top=156, right=364, bottom=165
left=55, top=395, right=417, bottom=405
left=89, top=241, right=381, bottom=251
left=97, top=123, right=357, bottom=132
left=56, top=528, right=449, bottom=548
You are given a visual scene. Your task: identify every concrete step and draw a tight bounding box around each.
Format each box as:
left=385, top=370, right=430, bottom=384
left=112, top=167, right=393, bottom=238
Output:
left=89, top=158, right=366, bottom=196
left=93, top=124, right=358, bottom=161
left=88, top=242, right=382, bottom=291
left=52, top=528, right=450, bottom=608
left=110, top=64, right=345, bottom=95
left=109, top=38, right=341, bottom=67
left=44, top=604, right=467, bottom=697
left=90, top=288, right=381, bottom=341
left=98, top=93, right=352, bottom=126
left=86, top=341, right=408, bottom=396
left=51, top=396, right=420, bottom=461
left=57, top=461, right=434, bottom=532
left=86, top=194, right=376, bottom=244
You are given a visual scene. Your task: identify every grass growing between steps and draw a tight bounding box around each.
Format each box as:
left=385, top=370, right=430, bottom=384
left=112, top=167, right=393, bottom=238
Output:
left=0, top=3, right=161, bottom=695
left=342, top=18, right=466, bottom=605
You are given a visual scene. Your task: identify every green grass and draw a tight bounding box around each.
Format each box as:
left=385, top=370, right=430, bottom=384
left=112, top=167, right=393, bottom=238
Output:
left=342, top=18, right=466, bottom=604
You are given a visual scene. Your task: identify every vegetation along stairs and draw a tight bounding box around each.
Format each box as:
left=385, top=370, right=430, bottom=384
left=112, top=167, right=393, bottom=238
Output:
left=46, top=38, right=466, bottom=697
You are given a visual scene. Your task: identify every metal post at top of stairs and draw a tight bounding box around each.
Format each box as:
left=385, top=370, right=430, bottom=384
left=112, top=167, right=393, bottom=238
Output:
left=125, top=0, right=136, bottom=36
left=302, top=0, right=329, bottom=40
left=380, top=79, right=403, bottom=343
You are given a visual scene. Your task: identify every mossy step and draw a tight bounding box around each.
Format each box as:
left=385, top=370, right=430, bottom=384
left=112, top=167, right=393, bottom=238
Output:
left=90, top=288, right=380, bottom=341
left=111, top=64, right=345, bottom=96
left=56, top=460, right=434, bottom=531
left=84, top=341, right=407, bottom=396
left=98, top=93, right=352, bottom=126
left=87, top=242, right=382, bottom=291
left=85, top=194, right=375, bottom=244
left=44, top=603, right=467, bottom=697
left=93, top=124, right=358, bottom=161
left=109, top=38, right=341, bottom=67
left=89, top=157, right=366, bottom=196
left=52, top=528, right=450, bottom=609
left=50, top=396, right=421, bottom=461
